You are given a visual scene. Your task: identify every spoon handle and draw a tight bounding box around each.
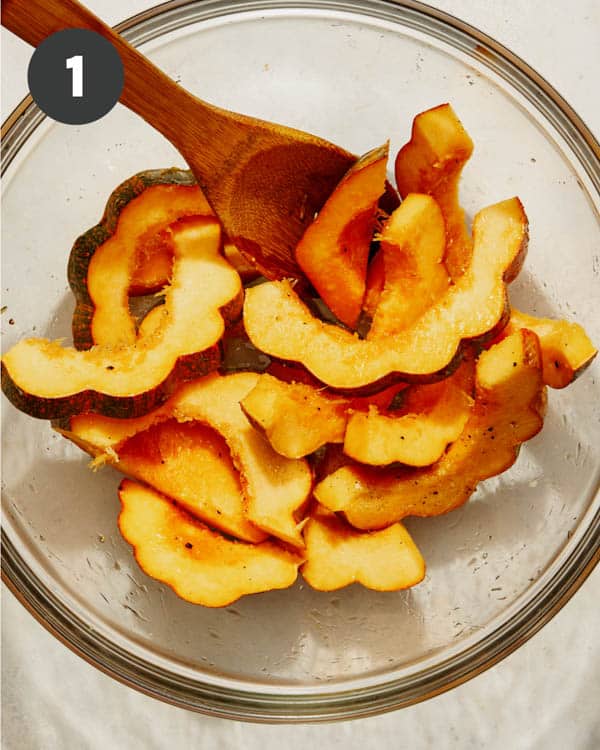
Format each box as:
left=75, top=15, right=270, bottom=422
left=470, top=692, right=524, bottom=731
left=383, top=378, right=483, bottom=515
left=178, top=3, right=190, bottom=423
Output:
left=2, top=0, right=224, bottom=160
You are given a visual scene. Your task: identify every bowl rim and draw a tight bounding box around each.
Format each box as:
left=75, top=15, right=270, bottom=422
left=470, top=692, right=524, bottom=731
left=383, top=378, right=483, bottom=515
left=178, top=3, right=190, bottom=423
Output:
left=2, top=0, right=599, bottom=723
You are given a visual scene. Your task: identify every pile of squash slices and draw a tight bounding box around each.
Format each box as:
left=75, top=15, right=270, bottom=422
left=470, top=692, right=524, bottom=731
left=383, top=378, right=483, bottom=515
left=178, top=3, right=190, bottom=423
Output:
left=2, top=104, right=596, bottom=607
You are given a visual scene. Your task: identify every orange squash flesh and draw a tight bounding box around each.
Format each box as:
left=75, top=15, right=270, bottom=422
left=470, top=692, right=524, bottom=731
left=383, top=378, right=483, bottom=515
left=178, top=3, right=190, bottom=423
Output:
left=395, top=103, right=474, bottom=280
left=504, top=309, right=597, bottom=388
left=169, top=373, right=312, bottom=548
left=99, top=419, right=266, bottom=543
left=2, top=218, right=238, bottom=420
left=240, top=374, right=348, bottom=458
left=129, top=230, right=176, bottom=296
left=294, top=144, right=388, bottom=328
left=244, top=198, right=528, bottom=390
left=301, top=505, right=425, bottom=592
left=58, top=374, right=312, bottom=548
left=368, top=194, right=450, bottom=338
left=344, top=379, right=473, bottom=467
left=118, top=480, right=302, bottom=607
left=363, top=249, right=385, bottom=319
left=315, top=330, right=546, bottom=529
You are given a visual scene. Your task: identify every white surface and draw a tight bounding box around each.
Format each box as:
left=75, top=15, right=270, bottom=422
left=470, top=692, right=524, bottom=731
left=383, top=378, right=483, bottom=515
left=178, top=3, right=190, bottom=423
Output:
left=1, top=0, right=599, bottom=747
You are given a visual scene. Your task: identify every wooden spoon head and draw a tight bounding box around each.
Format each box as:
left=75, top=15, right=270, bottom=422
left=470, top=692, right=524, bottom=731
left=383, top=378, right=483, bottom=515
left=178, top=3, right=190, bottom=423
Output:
left=183, top=117, right=356, bottom=279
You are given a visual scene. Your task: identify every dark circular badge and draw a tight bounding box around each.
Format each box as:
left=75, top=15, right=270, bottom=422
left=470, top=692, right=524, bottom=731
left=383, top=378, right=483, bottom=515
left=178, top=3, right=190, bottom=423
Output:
left=27, top=29, right=124, bottom=125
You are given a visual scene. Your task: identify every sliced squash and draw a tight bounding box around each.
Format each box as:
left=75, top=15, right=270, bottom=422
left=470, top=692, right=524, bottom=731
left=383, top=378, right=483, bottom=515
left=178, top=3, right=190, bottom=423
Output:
left=118, top=480, right=302, bottom=607
left=68, top=169, right=213, bottom=349
left=395, top=103, right=474, bottom=280
left=244, top=198, right=528, bottom=390
left=504, top=309, right=597, bottom=388
left=315, top=330, right=545, bottom=529
left=239, top=373, right=411, bottom=458
left=83, top=419, right=266, bottom=543
left=169, top=374, right=312, bottom=548
left=58, top=373, right=312, bottom=547
left=344, top=377, right=473, bottom=467
left=294, top=144, right=388, bottom=328
left=2, top=218, right=238, bottom=419
left=240, top=374, right=348, bottom=458
left=301, top=505, right=425, bottom=592
left=368, top=194, right=450, bottom=338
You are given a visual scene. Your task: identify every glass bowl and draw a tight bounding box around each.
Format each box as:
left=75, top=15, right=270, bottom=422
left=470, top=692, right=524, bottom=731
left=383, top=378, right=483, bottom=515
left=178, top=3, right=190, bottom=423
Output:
left=2, top=0, right=599, bottom=722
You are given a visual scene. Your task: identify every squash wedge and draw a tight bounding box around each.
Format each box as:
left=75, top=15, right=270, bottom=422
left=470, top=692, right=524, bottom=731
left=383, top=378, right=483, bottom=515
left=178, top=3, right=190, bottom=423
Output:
left=118, top=480, right=302, bottom=607
left=294, top=144, right=388, bottom=328
left=244, top=197, right=528, bottom=391
left=301, top=505, right=425, bottom=592
left=315, top=330, right=546, bottom=529
left=344, top=377, right=473, bottom=467
left=68, top=169, right=213, bottom=349
left=2, top=218, right=238, bottom=419
left=169, top=373, right=312, bottom=548
left=61, top=417, right=268, bottom=543
left=239, top=373, right=410, bottom=458
left=368, top=194, right=450, bottom=338
left=504, top=309, right=597, bottom=388
left=240, top=373, right=348, bottom=458
left=395, top=103, right=474, bottom=280
left=57, top=374, right=312, bottom=548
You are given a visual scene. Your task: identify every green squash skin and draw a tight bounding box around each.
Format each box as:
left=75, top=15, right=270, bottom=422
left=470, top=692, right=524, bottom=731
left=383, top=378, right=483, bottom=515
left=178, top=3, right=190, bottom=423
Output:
left=1, top=344, right=221, bottom=421
left=68, top=168, right=197, bottom=351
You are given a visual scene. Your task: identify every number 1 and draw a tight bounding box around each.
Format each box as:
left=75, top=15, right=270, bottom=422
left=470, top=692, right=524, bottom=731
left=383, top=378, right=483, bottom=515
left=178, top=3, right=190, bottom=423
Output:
left=66, top=55, right=83, bottom=98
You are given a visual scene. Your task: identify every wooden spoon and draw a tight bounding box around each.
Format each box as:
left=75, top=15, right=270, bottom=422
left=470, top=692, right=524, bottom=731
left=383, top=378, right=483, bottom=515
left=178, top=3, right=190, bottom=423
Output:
left=2, top=0, right=357, bottom=278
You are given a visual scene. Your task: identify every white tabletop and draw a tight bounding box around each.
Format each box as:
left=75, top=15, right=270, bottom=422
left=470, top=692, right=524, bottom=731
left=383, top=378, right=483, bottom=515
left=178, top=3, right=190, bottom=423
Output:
left=2, top=1, right=599, bottom=748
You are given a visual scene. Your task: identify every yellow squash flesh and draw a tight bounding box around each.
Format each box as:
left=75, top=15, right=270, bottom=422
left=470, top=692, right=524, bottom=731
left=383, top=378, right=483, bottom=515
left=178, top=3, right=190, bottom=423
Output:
left=344, top=379, right=473, bottom=466
left=118, top=480, right=302, bottom=607
left=395, top=103, right=474, bottom=280
left=504, top=309, right=597, bottom=388
left=301, top=505, right=425, bottom=591
left=240, top=373, right=348, bottom=458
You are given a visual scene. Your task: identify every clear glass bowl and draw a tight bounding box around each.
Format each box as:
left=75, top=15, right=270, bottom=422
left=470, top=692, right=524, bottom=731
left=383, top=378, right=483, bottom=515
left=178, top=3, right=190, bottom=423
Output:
left=2, top=0, right=599, bottom=722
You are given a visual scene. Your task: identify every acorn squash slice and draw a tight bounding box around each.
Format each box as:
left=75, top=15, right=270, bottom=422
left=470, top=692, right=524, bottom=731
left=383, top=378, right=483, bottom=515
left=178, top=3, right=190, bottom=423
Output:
left=395, top=103, right=474, bottom=280
left=118, top=480, right=302, bottom=607
left=240, top=373, right=349, bottom=458
left=68, top=169, right=213, bottom=349
left=244, top=197, right=528, bottom=391
left=294, top=144, right=388, bottom=328
left=57, top=373, right=312, bottom=548
left=343, top=370, right=474, bottom=467
left=367, top=194, right=450, bottom=338
left=315, top=330, right=546, bottom=529
left=2, top=217, right=239, bottom=419
left=301, top=504, right=425, bottom=592
left=503, top=309, right=596, bottom=388
left=60, top=417, right=267, bottom=543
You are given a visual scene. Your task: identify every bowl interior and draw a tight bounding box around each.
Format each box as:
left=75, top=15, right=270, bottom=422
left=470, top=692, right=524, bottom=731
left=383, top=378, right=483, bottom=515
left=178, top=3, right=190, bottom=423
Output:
left=2, top=0, right=599, bottom=713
